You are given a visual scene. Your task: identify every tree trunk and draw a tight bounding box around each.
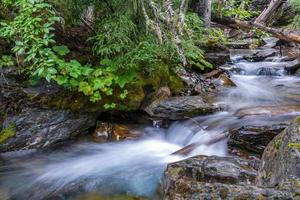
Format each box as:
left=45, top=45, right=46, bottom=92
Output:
left=213, top=16, right=300, bottom=44
left=194, top=0, right=212, bottom=27
left=254, top=0, right=283, bottom=25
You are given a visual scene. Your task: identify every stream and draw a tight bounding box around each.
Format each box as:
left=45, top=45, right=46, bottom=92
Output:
left=1, top=48, right=300, bottom=200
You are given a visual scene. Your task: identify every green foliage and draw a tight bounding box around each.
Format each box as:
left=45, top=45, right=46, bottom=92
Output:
left=288, top=142, right=300, bottom=151
left=0, top=0, right=135, bottom=106
left=0, top=123, right=16, bottom=144
left=0, top=0, right=212, bottom=108
left=290, top=0, right=300, bottom=29
left=213, top=0, right=258, bottom=20
left=182, top=40, right=212, bottom=70
left=0, top=55, right=14, bottom=68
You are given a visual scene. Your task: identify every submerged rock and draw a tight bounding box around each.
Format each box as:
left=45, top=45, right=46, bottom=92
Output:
left=0, top=108, right=97, bottom=152
left=161, top=155, right=293, bottom=199
left=234, top=105, right=300, bottom=119
left=256, top=116, right=300, bottom=194
left=145, top=96, right=218, bottom=120
left=228, top=123, right=288, bottom=155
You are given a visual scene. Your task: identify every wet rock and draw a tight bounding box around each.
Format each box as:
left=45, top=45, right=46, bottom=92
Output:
left=145, top=96, right=218, bottom=120
left=262, top=37, right=279, bottom=49
left=219, top=63, right=244, bottom=74
left=225, top=41, right=250, bottom=49
left=217, top=74, right=236, bottom=87
left=164, top=155, right=258, bottom=184
left=204, top=51, right=230, bottom=67
left=92, top=122, right=112, bottom=142
left=257, top=67, right=282, bottom=76
left=155, top=86, right=172, bottom=101
left=0, top=108, right=97, bottom=152
left=161, top=155, right=293, bottom=199
left=285, top=59, right=300, bottom=75
left=161, top=180, right=293, bottom=200
left=210, top=74, right=236, bottom=89
left=92, top=122, right=140, bottom=142
left=256, top=116, right=300, bottom=194
left=243, top=49, right=277, bottom=62
left=193, top=84, right=203, bottom=94
left=228, top=123, right=289, bottom=155
left=201, top=69, right=223, bottom=79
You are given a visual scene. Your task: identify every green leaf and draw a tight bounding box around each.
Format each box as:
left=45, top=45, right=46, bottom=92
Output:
left=53, top=45, right=70, bottom=56
left=56, top=75, right=68, bottom=85
left=100, top=58, right=112, bottom=66
left=90, top=91, right=102, bottom=102
left=81, top=67, right=94, bottom=76
left=93, top=78, right=103, bottom=90
left=79, top=81, right=93, bottom=95
left=120, top=90, right=128, bottom=99
left=47, top=67, right=57, bottom=74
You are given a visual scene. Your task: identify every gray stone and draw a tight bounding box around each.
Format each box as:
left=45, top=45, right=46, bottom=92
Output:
left=256, top=116, right=300, bottom=194
left=161, top=155, right=294, bottom=200
left=204, top=51, right=231, bottom=68
left=285, top=59, right=300, bottom=75
left=0, top=108, right=97, bottom=152
left=228, top=123, right=289, bottom=155
left=145, top=96, right=218, bottom=120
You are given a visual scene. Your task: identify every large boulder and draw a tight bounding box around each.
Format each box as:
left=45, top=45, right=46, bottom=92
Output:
left=0, top=108, right=97, bottom=152
left=228, top=123, right=289, bottom=155
left=145, top=96, right=218, bottom=120
left=161, top=155, right=293, bottom=199
left=256, top=116, right=300, bottom=194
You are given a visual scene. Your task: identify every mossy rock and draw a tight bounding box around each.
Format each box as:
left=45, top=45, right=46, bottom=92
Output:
left=37, top=64, right=184, bottom=113
left=0, top=123, right=16, bottom=144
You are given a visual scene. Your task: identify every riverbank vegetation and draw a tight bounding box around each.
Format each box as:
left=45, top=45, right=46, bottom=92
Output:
left=0, top=0, right=299, bottom=110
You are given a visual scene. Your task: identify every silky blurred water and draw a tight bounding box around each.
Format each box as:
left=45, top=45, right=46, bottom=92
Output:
left=1, top=49, right=300, bottom=200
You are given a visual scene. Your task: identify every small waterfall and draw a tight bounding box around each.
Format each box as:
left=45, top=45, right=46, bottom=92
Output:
left=1, top=49, right=300, bottom=200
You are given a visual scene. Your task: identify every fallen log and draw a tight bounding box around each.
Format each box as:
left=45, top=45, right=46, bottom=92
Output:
left=212, top=16, right=300, bottom=44
left=171, top=132, right=230, bottom=156
left=254, top=0, right=283, bottom=25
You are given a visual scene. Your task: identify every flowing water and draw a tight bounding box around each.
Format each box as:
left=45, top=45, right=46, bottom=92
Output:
left=1, top=48, right=300, bottom=200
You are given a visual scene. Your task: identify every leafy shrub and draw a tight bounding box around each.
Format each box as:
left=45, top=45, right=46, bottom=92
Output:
left=0, top=0, right=212, bottom=108
left=290, top=0, right=300, bottom=29
left=0, top=0, right=134, bottom=105
left=213, top=0, right=258, bottom=20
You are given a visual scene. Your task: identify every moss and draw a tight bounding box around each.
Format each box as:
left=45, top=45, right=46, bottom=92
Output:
left=0, top=123, right=16, bottom=144
left=267, top=172, right=272, bottom=178
left=38, top=63, right=184, bottom=112
left=288, top=142, right=300, bottom=151
left=274, top=138, right=282, bottom=150
left=295, top=116, right=300, bottom=124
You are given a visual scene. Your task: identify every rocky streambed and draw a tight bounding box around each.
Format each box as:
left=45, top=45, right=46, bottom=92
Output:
left=0, top=40, right=300, bottom=200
